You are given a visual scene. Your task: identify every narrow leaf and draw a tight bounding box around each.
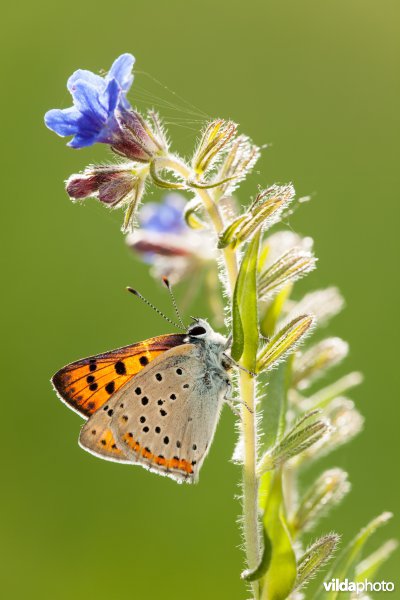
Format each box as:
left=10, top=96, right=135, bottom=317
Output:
left=241, top=528, right=272, bottom=582
left=259, top=362, right=290, bottom=455
left=292, top=337, right=349, bottom=390
left=231, top=229, right=261, bottom=368
left=260, top=284, right=293, bottom=339
left=260, top=470, right=297, bottom=599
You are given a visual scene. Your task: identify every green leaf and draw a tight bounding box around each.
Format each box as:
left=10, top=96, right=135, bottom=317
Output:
left=260, top=470, right=297, bottom=599
left=231, top=286, right=244, bottom=362
left=242, top=528, right=272, bottom=582
left=260, top=284, right=293, bottom=339
left=231, top=229, right=261, bottom=368
left=259, top=363, right=289, bottom=455
left=318, top=512, right=393, bottom=600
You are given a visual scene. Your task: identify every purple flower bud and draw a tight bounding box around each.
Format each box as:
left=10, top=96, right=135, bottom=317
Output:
left=66, top=165, right=138, bottom=206
left=111, top=108, right=163, bottom=163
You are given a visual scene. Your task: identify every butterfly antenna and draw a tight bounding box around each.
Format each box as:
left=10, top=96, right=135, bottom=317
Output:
left=126, top=287, right=184, bottom=330
left=162, top=277, right=186, bottom=330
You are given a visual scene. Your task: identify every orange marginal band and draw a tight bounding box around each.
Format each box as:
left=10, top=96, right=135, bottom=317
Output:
left=122, top=433, right=194, bottom=475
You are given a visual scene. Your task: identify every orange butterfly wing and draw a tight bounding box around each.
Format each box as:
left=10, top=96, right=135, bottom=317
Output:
left=52, top=334, right=186, bottom=419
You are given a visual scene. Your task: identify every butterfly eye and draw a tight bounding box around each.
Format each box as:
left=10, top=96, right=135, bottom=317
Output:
left=189, top=325, right=207, bottom=337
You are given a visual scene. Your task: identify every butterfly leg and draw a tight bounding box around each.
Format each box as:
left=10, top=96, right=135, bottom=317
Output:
left=224, top=384, right=253, bottom=417
left=222, top=353, right=256, bottom=377
left=226, top=397, right=254, bottom=417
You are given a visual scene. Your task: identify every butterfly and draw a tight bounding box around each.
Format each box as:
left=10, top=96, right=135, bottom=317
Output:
left=52, top=287, right=234, bottom=484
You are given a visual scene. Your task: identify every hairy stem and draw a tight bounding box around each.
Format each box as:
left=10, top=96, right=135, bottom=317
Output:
left=240, top=372, right=260, bottom=598
left=153, top=156, right=238, bottom=293
left=156, top=155, right=260, bottom=597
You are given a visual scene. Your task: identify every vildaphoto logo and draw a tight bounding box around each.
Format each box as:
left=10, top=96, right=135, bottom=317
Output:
left=323, top=579, right=395, bottom=593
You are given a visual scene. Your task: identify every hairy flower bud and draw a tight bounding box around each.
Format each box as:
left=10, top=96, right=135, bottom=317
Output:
left=257, top=314, right=314, bottom=373
left=286, top=287, right=345, bottom=327
left=323, top=397, right=364, bottom=450
left=259, top=248, right=316, bottom=298
left=264, top=231, right=314, bottom=265
left=213, top=134, right=260, bottom=199
left=192, top=119, right=237, bottom=176
left=66, top=164, right=138, bottom=205
left=291, top=469, right=351, bottom=534
left=295, top=535, right=340, bottom=590
left=301, top=371, right=363, bottom=410
left=219, top=184, right=295, bottom=249
left=293, top=337, right=349, bottom=389
left=257, top=411, right=331, bottom=475
left=112, top=108, right=165, bottom=162
left=297, top=397, right=364, bottom=463
left=66, top=163, right=147, bottom=232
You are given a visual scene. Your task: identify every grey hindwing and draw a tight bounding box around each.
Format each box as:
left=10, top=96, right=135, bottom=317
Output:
left=110, top=342, right=230, bottom=482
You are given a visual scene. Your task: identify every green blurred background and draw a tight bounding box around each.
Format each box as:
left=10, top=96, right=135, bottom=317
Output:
left=2, top=0, right=399, bottom=597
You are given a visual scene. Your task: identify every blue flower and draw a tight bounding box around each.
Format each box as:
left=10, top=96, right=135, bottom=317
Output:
left=44, top=54, right=135, bottom=149
left=139, top=194, right=189, bottom=234
left=128, top=193, right=217, bottom=284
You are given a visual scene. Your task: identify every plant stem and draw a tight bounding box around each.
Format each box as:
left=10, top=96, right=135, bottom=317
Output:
left=155, top=155, right=261, bottom=597
left=240, top=371, right=260, bottom=598
left=154, top=156, right=238, bottom=293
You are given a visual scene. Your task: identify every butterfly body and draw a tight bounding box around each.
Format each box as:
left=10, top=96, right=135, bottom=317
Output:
left=52, top=319, right=232, bottom=483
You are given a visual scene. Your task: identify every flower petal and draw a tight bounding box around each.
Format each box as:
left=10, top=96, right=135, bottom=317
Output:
left=103, top=78, right=121, bottom=114
left=44, top=107, right=81, bottom=136
left=68, top=133, right=99, bottom=148
left=139, top=194, right=187, bottom=234
left=66, top=174, right=100, bottom=199
left=71, top=80, right=108, bottom=122
left=108, top=53, right=135, bottom=92
left=67, top=69, right=105, bottom=94
left=98, top=175, right=134, bottom=204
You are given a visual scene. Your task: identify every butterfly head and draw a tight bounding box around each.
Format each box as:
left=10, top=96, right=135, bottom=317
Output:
left=187, top=318, right=229, bottom=348
left=187, top=318, right=209, bottom=338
